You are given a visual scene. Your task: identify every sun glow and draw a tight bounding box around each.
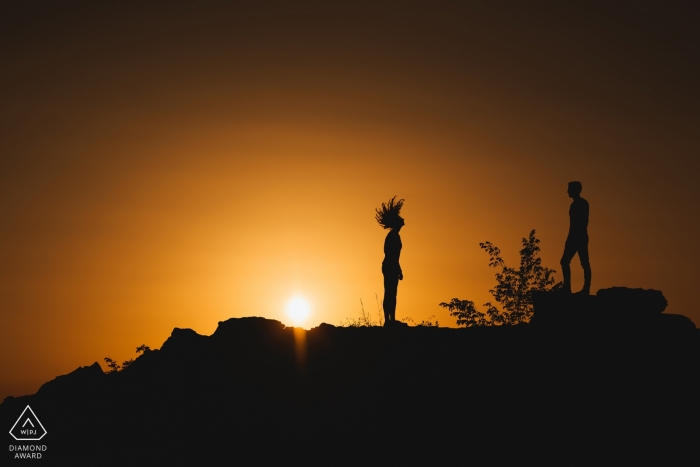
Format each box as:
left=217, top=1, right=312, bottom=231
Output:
left=285, top=295, right=311, bottom=327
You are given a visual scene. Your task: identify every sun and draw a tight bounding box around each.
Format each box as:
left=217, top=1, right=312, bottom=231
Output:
left=285, top=295, right=311, bottom=327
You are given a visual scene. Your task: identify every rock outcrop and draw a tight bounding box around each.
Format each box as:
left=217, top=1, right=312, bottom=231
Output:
left=596, top=287, right=668, bottom=314
left=531, top=286, right=696, bottom=331
left=1, top=307, right=698, bottom=465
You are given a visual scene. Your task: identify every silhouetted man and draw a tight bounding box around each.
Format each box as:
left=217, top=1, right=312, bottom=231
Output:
left=560, top=181, right=591, bottom=294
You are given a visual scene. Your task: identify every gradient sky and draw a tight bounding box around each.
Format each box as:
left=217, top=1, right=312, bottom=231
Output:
left=1, top=0, right=699, bottom=400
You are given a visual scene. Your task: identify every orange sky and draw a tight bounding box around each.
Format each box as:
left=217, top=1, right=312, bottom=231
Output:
left=1, top=0, right=699, bottom=400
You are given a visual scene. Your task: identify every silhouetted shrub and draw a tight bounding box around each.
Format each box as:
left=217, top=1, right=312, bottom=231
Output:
left=103, top=344, right=152, bottom=373
left=103, top=357, right=121, bottom=374
left=440, top=230, right=561, bottom=326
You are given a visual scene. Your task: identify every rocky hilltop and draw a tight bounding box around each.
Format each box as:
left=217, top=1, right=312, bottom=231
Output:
left=2, top=288, right=698, bottom=465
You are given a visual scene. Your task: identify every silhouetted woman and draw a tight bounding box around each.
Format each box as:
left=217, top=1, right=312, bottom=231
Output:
left=375, top=196, right=405, bottom=325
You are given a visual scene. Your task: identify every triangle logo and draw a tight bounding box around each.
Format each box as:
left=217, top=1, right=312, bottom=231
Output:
left=9, top=406, right=47, bottom=441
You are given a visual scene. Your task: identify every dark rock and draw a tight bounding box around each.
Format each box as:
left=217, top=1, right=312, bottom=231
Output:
left=596, top=287, right=668, bottom=314
left=655, top=313, right=697, bottom=331
left=161, top=327, right=207, bottom=352
left=313, top=322, right=337, bottom=332
left=530, top=290, right=598, bottom=325
left=1, top=315, right=698, bottom=465
left=35, top=362, right=106, bottom=398
left=531, top=287, right=690, bottom=332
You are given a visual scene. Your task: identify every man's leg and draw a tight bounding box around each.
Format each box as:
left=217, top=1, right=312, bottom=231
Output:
left=560, top=242, right=577, bottom=293
left=578, top=242, right=591, bottom=295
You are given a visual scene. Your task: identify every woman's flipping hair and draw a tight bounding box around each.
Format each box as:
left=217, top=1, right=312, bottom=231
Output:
left=375, top=196, right=405, bottom=229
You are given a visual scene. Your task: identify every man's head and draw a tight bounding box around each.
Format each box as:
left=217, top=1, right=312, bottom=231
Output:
left=567, top=181, right=583, bottom=198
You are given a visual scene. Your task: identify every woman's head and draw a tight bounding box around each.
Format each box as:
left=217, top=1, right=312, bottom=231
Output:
left=375, top=196, right=405, bottom=230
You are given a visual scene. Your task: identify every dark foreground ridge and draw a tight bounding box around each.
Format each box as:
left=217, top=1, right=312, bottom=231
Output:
left=2, top=288, right=699, bottom=465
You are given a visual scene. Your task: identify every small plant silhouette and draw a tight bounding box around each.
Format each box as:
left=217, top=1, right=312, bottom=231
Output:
left=103, top=344, right=152, bottom=373
left=340, top=294, right=384, bottom=327
left=400, top=315, right=439, bottom=327
left=341, top=295, right=440, bottom=328
left=104, top=357, right=121, bottom=374
left=417, top=315, right=439, bottom=327
left=440, top=230, right=561, bottom=326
